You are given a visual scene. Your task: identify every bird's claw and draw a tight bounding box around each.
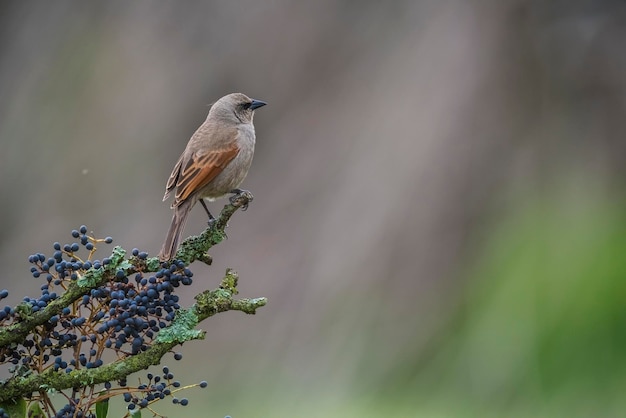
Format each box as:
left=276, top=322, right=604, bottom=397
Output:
left=229, top=189, right=253, bottom=211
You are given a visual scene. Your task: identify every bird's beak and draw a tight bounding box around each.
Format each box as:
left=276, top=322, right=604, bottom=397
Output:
left=249, top=99, right=267, bottom=110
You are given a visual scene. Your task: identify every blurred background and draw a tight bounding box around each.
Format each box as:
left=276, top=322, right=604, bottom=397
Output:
left=1, top=0, right=626, bottom=416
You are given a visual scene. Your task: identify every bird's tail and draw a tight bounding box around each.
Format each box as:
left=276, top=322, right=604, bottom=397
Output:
left=159, top=199, right=194, bottom=261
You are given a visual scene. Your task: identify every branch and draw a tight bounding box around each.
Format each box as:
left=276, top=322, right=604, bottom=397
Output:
left=0, top=192, right=265, bottom=404
left=173, top=190, right=254, bottom=265
left=0, top=270, right=266, bottom=403
left=0, top=193, right=253, bottom=350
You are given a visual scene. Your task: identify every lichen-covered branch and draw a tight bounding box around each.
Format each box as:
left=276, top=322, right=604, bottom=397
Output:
left=173, top=191, right=254, bottom=265
left=0, top=194, right=252, bottom=350
left=0, top=192, right=266, bottom=407
left=0, top=269, right=266, bottom=403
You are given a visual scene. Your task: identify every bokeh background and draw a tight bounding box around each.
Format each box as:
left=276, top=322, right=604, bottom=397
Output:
left=2, top=1, right=626, bottom=416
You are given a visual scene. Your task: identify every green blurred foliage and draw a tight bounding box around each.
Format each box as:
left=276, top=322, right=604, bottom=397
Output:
left=392, top=188, right=626, bottom=417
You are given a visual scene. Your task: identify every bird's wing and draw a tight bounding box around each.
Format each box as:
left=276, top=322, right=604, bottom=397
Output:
left=172, top=142, right=240, bottom=207
left=163, top=154, right=184, bottom=202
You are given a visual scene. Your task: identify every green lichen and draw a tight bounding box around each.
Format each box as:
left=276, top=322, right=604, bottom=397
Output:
left=155, top=309, right=204, bottom=344
left=77, top=246, right=131, bottom=287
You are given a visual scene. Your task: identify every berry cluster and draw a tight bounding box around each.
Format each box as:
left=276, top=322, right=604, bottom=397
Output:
left=122, top=364, right=208, bottom=413
left=44, top=358, right=207, bottom=418
left=0, top=226, right=203, bottom=417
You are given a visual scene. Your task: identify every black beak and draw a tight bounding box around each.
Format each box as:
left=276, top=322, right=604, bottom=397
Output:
left=249, top=99, right=267, bottom=110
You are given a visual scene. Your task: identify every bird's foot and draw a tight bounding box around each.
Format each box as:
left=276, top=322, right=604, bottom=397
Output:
left=229, top=189, right=254, bottom=211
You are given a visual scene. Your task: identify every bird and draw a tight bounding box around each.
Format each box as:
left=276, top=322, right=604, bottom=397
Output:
left=158, top=92, right=266, bottom=261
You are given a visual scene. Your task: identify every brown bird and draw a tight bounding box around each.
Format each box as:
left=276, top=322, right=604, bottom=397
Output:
left=159, top=92, right=266, bottom=261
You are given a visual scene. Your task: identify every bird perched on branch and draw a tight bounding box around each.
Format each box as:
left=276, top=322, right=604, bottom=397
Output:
left=159, top=92, right=267, bottom=261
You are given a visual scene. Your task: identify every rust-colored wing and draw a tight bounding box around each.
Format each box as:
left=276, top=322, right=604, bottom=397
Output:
left=171, top=143, right=240, bottom=207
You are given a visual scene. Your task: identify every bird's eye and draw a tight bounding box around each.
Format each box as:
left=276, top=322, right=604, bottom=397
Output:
left=242, top=102, right=252, bottom=110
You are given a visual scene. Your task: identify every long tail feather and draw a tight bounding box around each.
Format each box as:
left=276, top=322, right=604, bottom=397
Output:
left=159, top=199, right=194, bottom=261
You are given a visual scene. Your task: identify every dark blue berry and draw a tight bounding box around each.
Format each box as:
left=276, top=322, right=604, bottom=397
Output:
left=72, top=317, right=86, bottom=327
